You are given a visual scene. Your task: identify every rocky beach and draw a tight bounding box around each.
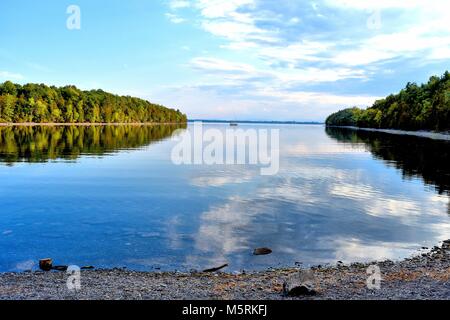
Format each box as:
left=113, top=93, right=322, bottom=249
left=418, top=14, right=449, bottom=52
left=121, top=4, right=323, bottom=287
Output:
left=1, top=240, right=449, bottom=300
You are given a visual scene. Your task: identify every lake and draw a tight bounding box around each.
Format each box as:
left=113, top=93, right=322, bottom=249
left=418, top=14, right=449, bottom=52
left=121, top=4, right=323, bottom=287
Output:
left=0, top=123, right=449, bottom=272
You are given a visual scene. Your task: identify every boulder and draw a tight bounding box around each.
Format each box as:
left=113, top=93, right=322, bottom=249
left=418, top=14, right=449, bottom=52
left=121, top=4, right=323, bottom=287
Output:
left=39, top=258, right=53, bottom=271
left=283, top=270, right=317, bottom=297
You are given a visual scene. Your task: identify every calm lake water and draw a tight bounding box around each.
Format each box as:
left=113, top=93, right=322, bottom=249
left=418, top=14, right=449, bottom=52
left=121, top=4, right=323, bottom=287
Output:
left=0, top=124, right=449, bottom=272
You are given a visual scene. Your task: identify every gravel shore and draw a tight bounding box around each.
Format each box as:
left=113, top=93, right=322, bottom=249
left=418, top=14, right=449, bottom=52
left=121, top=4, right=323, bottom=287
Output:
left=327, top=125, right=450, bottom=141
left=1, top=241, right=449, bottom=300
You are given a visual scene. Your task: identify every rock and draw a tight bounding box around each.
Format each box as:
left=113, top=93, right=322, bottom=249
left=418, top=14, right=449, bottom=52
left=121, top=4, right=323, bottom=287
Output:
left=282, top=271, right=317, bottom=297
left=39, top=258, right=53, bottom=271
left=253, top=248, right=272, bottom=256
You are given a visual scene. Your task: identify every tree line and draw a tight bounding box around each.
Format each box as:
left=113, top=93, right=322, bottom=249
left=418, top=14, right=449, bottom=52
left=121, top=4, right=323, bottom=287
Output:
left=326, top=71, right=450, bottom=131
left=0, top=81, right=187, bottom=123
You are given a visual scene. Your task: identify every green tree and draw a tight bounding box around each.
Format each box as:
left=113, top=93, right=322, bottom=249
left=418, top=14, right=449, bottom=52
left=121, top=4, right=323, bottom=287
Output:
left=0, top=81, right=187, bottom=124
left=326, top=71, right=450, bottom=131
left=0, top=94, right=16, bottom=122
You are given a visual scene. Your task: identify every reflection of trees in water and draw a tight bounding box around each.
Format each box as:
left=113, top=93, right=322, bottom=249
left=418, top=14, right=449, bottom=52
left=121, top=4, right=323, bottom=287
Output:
left=0, top=124, right=186, bottom=164
left=326, top=127, right=450, bottom=197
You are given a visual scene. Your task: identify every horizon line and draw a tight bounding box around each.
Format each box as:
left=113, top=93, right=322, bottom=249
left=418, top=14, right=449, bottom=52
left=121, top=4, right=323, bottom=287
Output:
left=188, top=119, right=325, bottom=124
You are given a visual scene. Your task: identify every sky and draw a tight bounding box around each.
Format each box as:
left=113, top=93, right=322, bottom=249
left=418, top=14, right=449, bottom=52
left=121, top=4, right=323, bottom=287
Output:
left=0, top=0, right=449, bottom=121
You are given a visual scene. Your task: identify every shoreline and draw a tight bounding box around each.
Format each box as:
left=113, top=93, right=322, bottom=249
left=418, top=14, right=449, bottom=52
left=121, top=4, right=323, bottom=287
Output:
left=1, top=240, right=449, bottom=300
left=327, top=125, right=450, bottom=141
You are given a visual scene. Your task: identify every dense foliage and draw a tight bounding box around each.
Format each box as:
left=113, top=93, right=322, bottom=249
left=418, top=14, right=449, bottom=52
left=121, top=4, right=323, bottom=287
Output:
left=0, top=81, right=187, bottom=123
left=326, top=71, right=450, bottom=131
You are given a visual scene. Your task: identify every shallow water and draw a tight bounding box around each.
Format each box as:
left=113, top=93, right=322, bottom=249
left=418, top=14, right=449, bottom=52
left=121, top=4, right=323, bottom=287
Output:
left=0, top=124, right=449, bottom=272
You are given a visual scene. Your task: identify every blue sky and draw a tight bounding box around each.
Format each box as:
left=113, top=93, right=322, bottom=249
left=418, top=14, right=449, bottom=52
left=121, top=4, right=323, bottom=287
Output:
left=0, top=0, right=449, bottom=121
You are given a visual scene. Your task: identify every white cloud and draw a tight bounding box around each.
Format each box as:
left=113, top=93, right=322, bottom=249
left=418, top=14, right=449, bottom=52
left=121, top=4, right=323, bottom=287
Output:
left=325, top=0, right=438, bottom=10
left=257, top=41, right=330, bottom=63
left=288, top=17, right=301, bottom=25
left=0, top=71, right=24, bottom=80
left=194, top=0, right=281, bottom=46
left=168, top=0, right=191, bottom=10
left=190, top=57, right=256, bottom=74
left=165, top=13, right=186, bottom=24
left=184, top=0, right=450, bottom=67
left=333, top=25, right=450, bottom=66
left=255, top=87, right=379, bottom=107
left=202, top=20, right=278, bottom=43
left=195, top=0, right=255, bottom=18
left=152, top=81, right=380, bottom=121
left=190, top=56, right=368, bottom=84
left=164, top=0, right=450, bottom=120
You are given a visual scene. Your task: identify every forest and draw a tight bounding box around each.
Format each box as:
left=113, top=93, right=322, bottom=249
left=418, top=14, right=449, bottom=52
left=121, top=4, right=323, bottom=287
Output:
left=326, top=71, right=450, bottom=131
left=0, top=81, right=187, bottom=123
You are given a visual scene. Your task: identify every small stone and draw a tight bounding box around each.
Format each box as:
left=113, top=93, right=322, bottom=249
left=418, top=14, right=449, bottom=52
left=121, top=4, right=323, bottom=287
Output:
left=253, top=248, right=272, bottom=256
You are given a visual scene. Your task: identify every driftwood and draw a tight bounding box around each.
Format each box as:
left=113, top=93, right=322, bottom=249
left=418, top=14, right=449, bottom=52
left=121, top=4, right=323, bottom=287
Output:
left=53, top=265, right=94, bottom=271
left=81, top=266, right=95, bottom=270
left=52, top=266, right=69, bottom=271
left=203, top=264, right=229, bottom=273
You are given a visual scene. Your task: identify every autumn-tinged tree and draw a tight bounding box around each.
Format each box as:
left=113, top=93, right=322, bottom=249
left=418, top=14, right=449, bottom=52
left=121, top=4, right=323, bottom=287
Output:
left=0, top=82, right=187, bottom=124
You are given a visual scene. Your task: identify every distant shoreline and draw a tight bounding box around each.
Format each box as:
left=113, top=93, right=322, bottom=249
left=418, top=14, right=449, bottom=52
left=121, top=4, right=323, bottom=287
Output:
left=327, top=125, right=450, bottom=141
left=0, top=122, right=187, bottom=127
left=190, top=120, right=324, bottom=125
left=0, top=121, right=325, bottom=127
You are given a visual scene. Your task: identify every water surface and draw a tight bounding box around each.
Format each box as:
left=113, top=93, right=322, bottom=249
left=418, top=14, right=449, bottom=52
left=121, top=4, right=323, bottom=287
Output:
left=0, top=124, right=449, bottom=272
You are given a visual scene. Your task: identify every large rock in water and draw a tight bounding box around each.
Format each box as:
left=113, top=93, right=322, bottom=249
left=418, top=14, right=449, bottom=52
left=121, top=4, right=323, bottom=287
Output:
left=283, top=270, right=317, bottom=297
left=39, top=258, right=53, bottom=271
left=253, top=248, right=272, bottom=255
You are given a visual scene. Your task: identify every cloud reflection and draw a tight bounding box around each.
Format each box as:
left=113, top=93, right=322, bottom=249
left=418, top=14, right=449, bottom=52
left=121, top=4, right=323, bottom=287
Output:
left=177, top=126, right=450, bottom=270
